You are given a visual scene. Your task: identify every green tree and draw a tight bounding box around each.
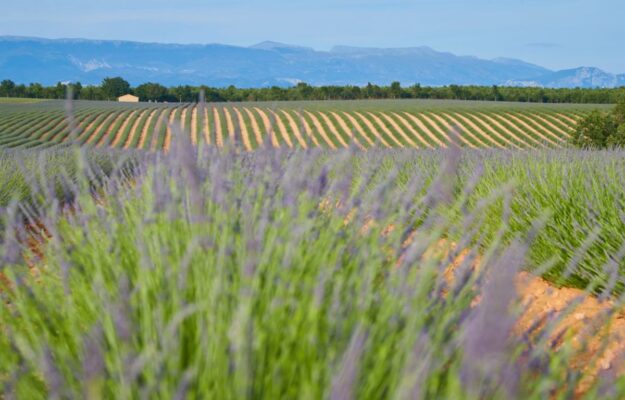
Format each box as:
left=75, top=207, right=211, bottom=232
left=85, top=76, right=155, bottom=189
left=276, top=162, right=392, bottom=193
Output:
left=571, top=110, right=617, bottom=148
left=389, top=81, right=402, bottom=99
left=101, top=77, right=131, bottom=100
left=0, top=80, right=16, bottom=97
left=135, top=82, right=169, bottom=102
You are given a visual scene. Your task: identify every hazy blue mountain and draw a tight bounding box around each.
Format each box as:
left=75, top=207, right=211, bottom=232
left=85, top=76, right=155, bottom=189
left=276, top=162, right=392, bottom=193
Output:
left=505, top=67, right=625, bottom=88
left=0, top=36, right=622, bottom=88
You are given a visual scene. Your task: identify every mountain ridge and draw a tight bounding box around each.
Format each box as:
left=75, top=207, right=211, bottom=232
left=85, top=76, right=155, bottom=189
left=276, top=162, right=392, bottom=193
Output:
left=0, top=36, right=622, bottom=88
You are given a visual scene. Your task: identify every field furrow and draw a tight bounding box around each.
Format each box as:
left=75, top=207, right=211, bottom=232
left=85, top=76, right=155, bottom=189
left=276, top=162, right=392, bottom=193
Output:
left=190, top=106, right=198, bottom=146
left=223, top=107, right=237, bottom=146
left=340, top=112, right=376, bottom=147
left=401, top=113, right=446, bottom=147
left=133, top=109, right=158, bottom=149
left=304, top=111, right=336, bottom=149
left=379, top=112, right=423, bottom=148
left=281, top=110, right=308, bottom=148
left=318, top=112, right=349, bottom=148
left=455, top=112, right=520, bottom=149
left=426, top=112, right=475, bottom=147
left=232, top=107, right=253, bottom=151
left=269, top=109, right=294, bottom=148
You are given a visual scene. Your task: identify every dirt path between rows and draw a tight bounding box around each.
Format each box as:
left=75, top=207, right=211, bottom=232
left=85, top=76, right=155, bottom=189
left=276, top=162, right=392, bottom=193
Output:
left=364, top=112, right=404, bottom=147
left=379, top=112, right=423, bottom=148
left=529, top=113, right=571, bottom=139
left=455, top=112, right=520, bottom=149
left=163, top=107, right=178, bottom=152
left=304, top=111, right=336, bottom=149
left=135, top=109, right=158, bottom=150
left=111, top=110, right=138, bottom=148
left=317, top=112, right=350, bottom=149
left=280, top=110, right=308, bottom=148
left=477, top=112, right=548, bottom=148
left=190, top=106, right=198, bottom=146
left=86, top=112, right=120, bottom=145
left=400, top=113, right=446, bottom=147
left=351, top=112, right=392, bottom=147
left=244, top=108, right=265, bottom=147
left=269, top=109, right=294, bottom=148
left=439, top=113, right=488, bottom=148
left=328, top=111, right=368, bottom=150
left=212, top=107, right=224, bottom=147
left=232, top=107, right=253, bottom=151
left=254, top=108, right=280, bottom=148
left=292, top=111, right=320, bottom=147
left=503, top=112, right=562, bottom=145
left=340, top=112, right=377, bottom=147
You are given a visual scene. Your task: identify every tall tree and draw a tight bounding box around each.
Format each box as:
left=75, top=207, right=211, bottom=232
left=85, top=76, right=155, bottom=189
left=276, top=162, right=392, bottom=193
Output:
left=0, top=80, right=15, bottom=97
left=101, top=77, right=131, bottom=100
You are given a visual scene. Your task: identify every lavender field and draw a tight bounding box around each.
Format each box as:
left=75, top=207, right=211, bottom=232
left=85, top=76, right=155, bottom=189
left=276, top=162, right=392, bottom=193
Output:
left=1, top=136, right=625, bottom=398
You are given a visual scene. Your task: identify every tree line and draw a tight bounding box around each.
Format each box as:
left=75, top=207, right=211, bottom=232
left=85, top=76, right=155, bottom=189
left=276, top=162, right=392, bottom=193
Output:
left=1, top=77, right=624, bottom=104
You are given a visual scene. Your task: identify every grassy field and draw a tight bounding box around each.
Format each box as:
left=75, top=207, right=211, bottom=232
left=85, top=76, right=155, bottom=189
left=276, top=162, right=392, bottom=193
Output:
left=0, top=99, right=608, bottom=151
left=0, top=97, right=48, bottom=104
left=1, top=143, right=625, bottom=398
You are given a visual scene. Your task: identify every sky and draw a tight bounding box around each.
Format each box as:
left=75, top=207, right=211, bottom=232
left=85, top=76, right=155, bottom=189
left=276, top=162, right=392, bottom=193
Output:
left=1, top=0, right=624, bottom=73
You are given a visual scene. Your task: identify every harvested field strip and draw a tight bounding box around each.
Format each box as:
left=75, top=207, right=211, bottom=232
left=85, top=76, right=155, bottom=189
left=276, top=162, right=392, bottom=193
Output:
left=244, top=108, right=265, bottom=147
left=415, top=113, right=453, bottom=145
left=387, top=112, right=432, bottom=148
left=213, top=107, right=224, bottom=147
left=482, top=112, right=550, bottom=148
left=190, top=106, right=198, bottom=146
left=340, top=112, right=377, bottom=147
left=163, top=106, right=180, bottom=152
left=481, top=112, right=547, bottom=148
left=380, top=112, right=427, bottom=148
left=554, top=113, right=580, bottom=125
left=318, top=112, right=349, bottom=148
left=534, top=113, right=574, bottom=137
left=38, top=111, right=91, bottom=144
left=269, top=109, right=294, bottom=148
left=402, top=113, right=447, bottom=147
left=135, top=109, right=159, bottom=150
left=202, top=106, right=211, bottom=146
left=443, top=112, right=497, bottom=148
left=281, top=110, right=308, bottom=148
left=329, top=111, right=368, bottom=149
left=312, top=111, right=342, bottom=148
left=425, top=112, right=474, bottom=147
left=115, top=109, right=147, bottom=148
left=223, top=107, right=237, bottom=146
left=304, top=111, right=336, bottom=149
left=291, top=111, right=320, bottom=147
left=370, top=112, right=413, bottom=147
left=363, top=112, right=404, bottom=147
left=86, top=111, right=121, bottom=145
left=503, top=112, right=563, bottom=145
left=511, top=112, right=565, bottom=143
left=350, top=112, right=391, bottom=147
left=78, top=111, right=115, bottom=143
left=254, top=107, right=279, bottom=147
left=458, top=112, right=523, bottom=148
left=0, top=113, right=49, bottom=137
left=146, top=108, right=170, bottom=151
left=232, top=107, right=253, bottom=151
left=1, top=113, right=61, bottom=142
left=97, top=110, right=133, bottom=147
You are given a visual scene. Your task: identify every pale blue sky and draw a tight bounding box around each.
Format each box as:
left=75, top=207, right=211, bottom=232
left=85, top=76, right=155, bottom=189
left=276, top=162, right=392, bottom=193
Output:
left=2, top=0, right=623, bottom=73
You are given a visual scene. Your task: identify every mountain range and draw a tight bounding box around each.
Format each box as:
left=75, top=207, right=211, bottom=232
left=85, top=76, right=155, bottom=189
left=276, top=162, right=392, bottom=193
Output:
left=0, top=36, right=623, bottom=88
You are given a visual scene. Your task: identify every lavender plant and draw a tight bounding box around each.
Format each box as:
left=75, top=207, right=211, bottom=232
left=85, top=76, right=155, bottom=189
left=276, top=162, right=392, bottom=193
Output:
left=0, top=135, right=625, bottom=398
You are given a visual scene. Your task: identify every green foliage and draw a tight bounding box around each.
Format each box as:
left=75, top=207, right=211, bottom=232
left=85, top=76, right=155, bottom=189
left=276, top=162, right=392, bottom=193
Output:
left=571, top=99, right=625, bottom=148
left=1, top=148, right=625, bottom=398
left=101, top=77, right=131, bottom=100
